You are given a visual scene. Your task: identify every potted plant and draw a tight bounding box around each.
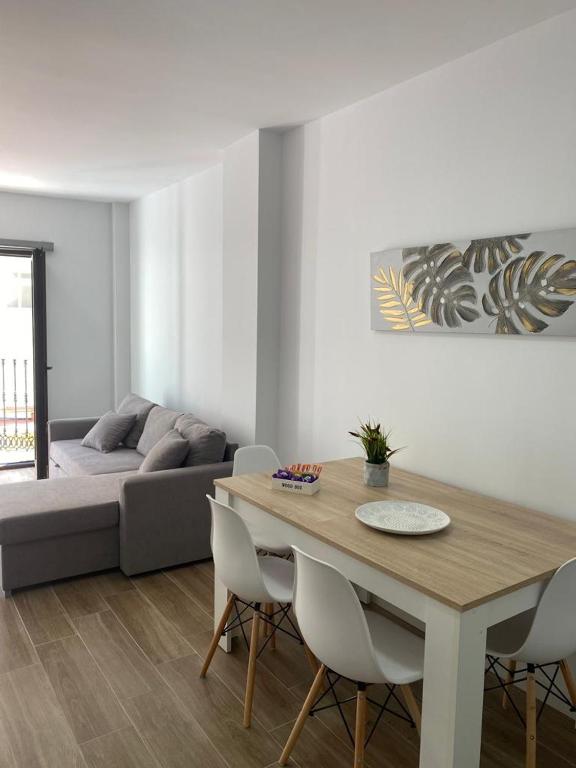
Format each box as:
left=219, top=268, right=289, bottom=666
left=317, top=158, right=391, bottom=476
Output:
left=349, top=420, right=402, bottom=487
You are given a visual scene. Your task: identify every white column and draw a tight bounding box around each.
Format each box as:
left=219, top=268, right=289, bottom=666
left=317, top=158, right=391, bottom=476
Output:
left=111, top=202, right=131, bottom=406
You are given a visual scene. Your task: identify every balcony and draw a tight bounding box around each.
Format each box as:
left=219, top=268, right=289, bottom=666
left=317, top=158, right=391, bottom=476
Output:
left=0, top=357, right=35, bottom=467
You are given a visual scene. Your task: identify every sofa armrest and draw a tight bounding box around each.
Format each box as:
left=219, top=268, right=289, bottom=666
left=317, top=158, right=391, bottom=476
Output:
left=118, top=461, right=234, bottom=575
left=48, top=417, right=100, bottom=443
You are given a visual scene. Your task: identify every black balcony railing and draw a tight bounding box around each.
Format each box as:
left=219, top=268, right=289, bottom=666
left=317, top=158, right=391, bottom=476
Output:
left=0, top=358, right=35, bottom=453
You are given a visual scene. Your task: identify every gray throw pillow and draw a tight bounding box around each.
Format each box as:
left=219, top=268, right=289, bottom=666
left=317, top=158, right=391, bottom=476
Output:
left=81, top=411, right=137, bottom=454
left=137, top=405, right=182, bottom=456
left=139, top=429, right=189, bottom=472
left=117, top=393, right=155, bottom=448
left=176, top=413, right=227, bottom=466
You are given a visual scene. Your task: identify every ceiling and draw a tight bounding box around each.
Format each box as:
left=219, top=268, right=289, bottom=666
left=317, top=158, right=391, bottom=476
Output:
left=0, top=0, right=574, bottom=202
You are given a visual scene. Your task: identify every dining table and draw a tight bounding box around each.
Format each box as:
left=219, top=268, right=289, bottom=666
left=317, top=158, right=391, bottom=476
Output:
left=213, top=457, right=576, bottom=768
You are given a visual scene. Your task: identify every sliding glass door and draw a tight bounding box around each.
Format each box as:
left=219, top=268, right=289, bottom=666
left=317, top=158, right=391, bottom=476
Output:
left=0, top=244, right=49, bottom=478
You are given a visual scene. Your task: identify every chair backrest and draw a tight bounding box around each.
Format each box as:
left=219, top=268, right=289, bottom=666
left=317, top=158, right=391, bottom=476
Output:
left=292, top=547, right=385, bottom=683
left=206, top=495, right=270, bottom=603
left=233, top=445, right=280, bottom=476
left=517, top=557, right=576, bottom=664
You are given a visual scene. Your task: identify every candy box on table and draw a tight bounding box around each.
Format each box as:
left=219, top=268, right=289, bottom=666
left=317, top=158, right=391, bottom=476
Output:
left=270, top=464, right=322, bottom=495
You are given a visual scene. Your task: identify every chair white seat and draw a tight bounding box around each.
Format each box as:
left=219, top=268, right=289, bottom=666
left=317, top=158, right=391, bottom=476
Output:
left=486, top=608, right=536, bottom=660
left=484, top=557, right=576, bottom=768
left=233, top=445, right=291, bottom=556
left=365, top=610, right=424, bottom=685
left=279, top=546, right=424, bottom=768
left=201, top=495, right=309, bottom=731
left=259, top=556, right=294, bottom=603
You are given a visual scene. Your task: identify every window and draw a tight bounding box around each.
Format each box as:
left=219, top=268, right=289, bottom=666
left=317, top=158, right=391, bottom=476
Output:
left=7, top=271, right=32, bottom=308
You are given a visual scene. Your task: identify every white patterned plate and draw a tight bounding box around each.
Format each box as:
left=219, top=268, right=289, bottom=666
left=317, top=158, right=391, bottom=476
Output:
left=355, top=500, right=450, bottom=536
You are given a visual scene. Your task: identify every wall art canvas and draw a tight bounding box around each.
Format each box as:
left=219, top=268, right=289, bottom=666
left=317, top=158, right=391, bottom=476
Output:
left=370, top=228, right=576, bottom=336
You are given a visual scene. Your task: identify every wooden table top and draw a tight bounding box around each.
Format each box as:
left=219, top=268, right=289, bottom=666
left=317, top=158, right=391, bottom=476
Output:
left=215, top=457, right=576, bottom=611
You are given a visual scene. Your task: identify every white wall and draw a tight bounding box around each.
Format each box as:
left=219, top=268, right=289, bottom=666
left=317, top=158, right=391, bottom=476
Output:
left=111, top=202, right=131, bottom=406
left=279, top=10, right=576, bottom=520
left=130, top=165, right=224, bottom=425
left=255, top=131, right=283, bottom=449
left=221, top=133, right=260, bottom=442
left=0, top=191, right=127, bottom=419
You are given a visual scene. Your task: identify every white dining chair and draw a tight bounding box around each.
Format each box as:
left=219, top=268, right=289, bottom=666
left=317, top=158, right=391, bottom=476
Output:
left=233, top=445, right=291, bottom=557
left=200, top=495, right=306, bottom=727
left=486, top=557, right=576, bottom=768
left=279, top=547, right=424, bottom=768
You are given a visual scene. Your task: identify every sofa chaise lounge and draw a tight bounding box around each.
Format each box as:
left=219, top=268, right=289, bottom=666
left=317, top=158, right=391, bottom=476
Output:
left=0, top=396, right=237, bottom=594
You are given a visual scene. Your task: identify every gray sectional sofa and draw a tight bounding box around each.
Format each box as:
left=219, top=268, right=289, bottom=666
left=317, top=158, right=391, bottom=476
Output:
left=0, top=396, right=237, bottom=594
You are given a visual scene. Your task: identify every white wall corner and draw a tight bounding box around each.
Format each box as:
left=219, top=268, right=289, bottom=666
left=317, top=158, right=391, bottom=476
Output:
left=255, top=129, right=283, bottom=451
left=221, top=129, right=285, bottom=451
left=111, top=202, right=131, bottom=407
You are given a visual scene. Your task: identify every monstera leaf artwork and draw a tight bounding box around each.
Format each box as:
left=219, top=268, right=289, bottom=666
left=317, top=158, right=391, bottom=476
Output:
left=373, top=266, right=431, bottom=330
left=482, top=252, right=576, bottom=334
left=463, top=234, right=530, bottom=274
left=402, top=243, right=479, bottom=327
left=370, top=228, right=576, bottom=337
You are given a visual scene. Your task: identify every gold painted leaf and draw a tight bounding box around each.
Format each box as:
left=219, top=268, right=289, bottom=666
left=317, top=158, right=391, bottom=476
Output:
left=372, top=266, right=432, bottom=332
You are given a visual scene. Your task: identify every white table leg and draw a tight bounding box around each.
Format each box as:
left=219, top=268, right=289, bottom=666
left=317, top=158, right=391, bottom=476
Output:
left=419, top=601, right=487, bottom=768
left=214, top=486, right=233, bottom=651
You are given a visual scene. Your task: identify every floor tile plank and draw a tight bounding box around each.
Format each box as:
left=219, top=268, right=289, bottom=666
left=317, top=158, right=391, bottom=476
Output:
left=258, top=632, right=314, bottom=691
left=106, top=591, right=192, bottom=665
left=192, top=631, right=302, bottom=730
left=0, top=598, right=37, bottom=674
left=271, top=716, right=359, bottom=768
left=159, top=652, right=281, bottom=768
left=81, top=727, right=160, bottom=768
left=89, top=571, right=135, bottom=599
left=53, top=578, right=108, bottom=618
left=123, top=687, right=228, bottom=768
left=37, top=635, right=129, bottom=744
left=132, top=572, right=212, bottom=641
left=73, top=610, right=164, bottom=701
left=163, top=561, right=214, bottom=617
left=0, top=664, right=86, bottom=767
left=14, top=585, right=75, bottom=645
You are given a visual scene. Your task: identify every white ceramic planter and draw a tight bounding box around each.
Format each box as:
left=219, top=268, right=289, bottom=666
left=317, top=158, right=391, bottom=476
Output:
left=364, top=461, right=390, bottom=487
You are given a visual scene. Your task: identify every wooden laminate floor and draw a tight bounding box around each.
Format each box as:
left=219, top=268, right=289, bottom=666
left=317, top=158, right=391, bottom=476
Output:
left=0, top=560, right=575, bottom=768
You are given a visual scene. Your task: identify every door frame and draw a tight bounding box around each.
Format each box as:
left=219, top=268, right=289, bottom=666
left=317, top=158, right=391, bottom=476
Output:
left=0, top=239, right=53, bottom=478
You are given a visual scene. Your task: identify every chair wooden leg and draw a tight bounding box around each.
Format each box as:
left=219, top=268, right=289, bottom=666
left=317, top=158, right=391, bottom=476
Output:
left=200, top=593, right=235, bottom=678
left=303, top=643, right=320, bottom=675
left=526, top=665, right=537, bottom=768
left=243, top=604, right=261, bottom=728
left=400, top=684, right=421, bottom=736
left=502, top=659, right=517, bottom=709
left=354, top=684, right=367, bottom=768
left=279, top=664, right=326, bottom=766
left=560, top=660, right=576, bottom=707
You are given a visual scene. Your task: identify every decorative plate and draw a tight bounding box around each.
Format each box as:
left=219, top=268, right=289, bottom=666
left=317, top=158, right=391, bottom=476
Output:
left=355, top=500, right=450, bottom=536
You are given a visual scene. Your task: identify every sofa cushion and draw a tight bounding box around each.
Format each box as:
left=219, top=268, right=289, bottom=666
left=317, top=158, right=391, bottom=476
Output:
left=81, top=411, right=137, bottom=453
left=51, top=439, right=143, bottom=476
left=117, top=393, right=155, bottom=448
left=175, top=414, right=227, bottom=466
left=137, top=405, right=182, bottom=456
left=0, top=473, right=133, bottom=546
left=139, top=429, right=190, bottom=473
